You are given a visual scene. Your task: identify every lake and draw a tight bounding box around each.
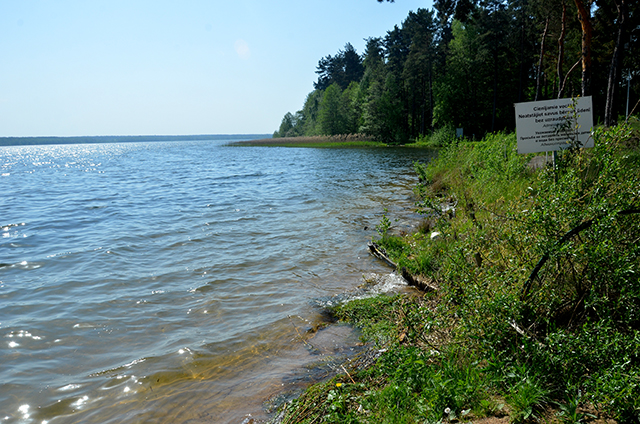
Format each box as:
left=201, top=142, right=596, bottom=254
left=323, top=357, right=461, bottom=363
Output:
left=0, top=139, right=435, bottom=423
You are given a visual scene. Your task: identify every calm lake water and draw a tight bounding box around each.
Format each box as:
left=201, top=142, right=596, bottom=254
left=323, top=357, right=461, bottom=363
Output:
left=0, top=139, right=435, bottom=423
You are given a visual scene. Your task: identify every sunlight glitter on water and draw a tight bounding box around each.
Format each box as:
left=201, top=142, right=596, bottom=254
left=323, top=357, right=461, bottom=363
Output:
left=0, top=140, right=435, bottom=423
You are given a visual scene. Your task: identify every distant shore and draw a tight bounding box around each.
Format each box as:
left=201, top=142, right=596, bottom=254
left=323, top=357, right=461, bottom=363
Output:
left=0, top=134, right=272, bottom=147
left=230, top=134, right=382, bottom=147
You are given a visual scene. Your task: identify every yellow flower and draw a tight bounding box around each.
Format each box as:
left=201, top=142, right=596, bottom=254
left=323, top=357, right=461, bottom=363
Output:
left=336, top=383, right=342, bottom=388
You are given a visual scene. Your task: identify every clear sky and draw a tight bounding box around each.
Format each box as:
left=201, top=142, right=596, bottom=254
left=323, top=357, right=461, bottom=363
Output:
left=1, top=0, right=432, bottom=137
left=0, top=0, right=431, bottom=136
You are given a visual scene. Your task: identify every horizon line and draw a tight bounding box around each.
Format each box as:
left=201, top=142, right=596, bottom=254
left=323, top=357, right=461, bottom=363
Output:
left=0, top=133, right=272, bottom=139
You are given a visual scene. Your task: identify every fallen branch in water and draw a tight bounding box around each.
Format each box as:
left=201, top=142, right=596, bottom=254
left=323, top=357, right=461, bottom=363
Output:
left=368, top=241, right=437, bottom=292
left=367, top=241, right=396, bottom=268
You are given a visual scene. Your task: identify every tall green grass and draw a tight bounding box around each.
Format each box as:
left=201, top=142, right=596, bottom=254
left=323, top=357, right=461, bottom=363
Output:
left=379, top=122, right=640, bottom=422
left=274, top=121, right=640, bottom=423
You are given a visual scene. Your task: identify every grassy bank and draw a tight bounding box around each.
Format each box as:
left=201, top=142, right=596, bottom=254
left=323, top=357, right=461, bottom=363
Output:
left=232, top=134, right=384, bottom=148
left=272, top=119, right=640, bottom=423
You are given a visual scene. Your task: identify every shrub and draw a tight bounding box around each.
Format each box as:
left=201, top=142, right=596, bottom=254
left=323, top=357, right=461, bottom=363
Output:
left=378, top=124, right=640, bottom=420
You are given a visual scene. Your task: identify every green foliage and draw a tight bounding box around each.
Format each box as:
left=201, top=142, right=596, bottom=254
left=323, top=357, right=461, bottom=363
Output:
left=367, top=126, right=640, bottom=422
left=375, top=208, right=392, bottom=239
left=274, top=112, right=303, bottom=138
left=274, top=116, right=640, bottom=422
left=519, top=124, right=640, bottom=336
left=505, top=375, right=549, bottom=424
left=372, top=347, right=489, bottom=423
left=275, top=0, right=640, bottom=141
left=433, top=20, right=491, bottom=135
left=300, top=90, right=324, bottom=136
left=342, top=82, right=363, bottom=135
left=314, top=43, right=364, bottom=91
left=332, top=295, right=400, bottom=346
left=414, top=126, right=457, bottom=147
left=318, top=83, right=348, bottom=136
left=277, top=332, right=494, bottom=423
left=555, top=386, right=596, bottom=424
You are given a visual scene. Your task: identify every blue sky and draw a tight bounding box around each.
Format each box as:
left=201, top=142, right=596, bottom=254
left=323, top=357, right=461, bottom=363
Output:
left=1, top=0, right=432, bottom=137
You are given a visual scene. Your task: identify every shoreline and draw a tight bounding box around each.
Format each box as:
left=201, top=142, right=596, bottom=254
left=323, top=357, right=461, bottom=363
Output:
left=230, top=135, right=383, bottom=147
left=250, top=189, right=429, bottom=423
left=0, top=134, right=271, bottom=147
left=266, top=124, right=640, bottom=423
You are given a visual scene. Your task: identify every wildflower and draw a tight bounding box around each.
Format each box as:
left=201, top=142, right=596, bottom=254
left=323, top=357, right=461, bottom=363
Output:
left=336, top=383, right=342, bottom=388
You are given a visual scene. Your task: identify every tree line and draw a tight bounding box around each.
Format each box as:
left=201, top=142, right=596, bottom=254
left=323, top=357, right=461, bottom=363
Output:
left=274, top=0, right=639, bottom=143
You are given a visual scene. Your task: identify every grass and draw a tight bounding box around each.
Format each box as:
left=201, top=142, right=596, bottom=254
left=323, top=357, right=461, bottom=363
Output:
left=409, top=126, right=460, bottom=148
left=232, top=132, right=450, bottom=148
left=271, top=118, right=640, bottom=424
left=232, top=134, right=386, bottom=148
left=276, top=295, right=499, bottom=424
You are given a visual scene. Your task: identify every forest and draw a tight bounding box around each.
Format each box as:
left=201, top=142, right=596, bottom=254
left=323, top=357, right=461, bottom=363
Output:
left=273, top=0, right=639, bottom=143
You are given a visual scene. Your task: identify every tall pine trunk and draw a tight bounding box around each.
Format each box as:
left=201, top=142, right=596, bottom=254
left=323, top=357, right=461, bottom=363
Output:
left=535, top=17, right=550, bottom=101
left=573, top=0, right=593, bottom=97
left=604, top=0, right=627, bottom=126
left=557, top=4, right=567, bottom=98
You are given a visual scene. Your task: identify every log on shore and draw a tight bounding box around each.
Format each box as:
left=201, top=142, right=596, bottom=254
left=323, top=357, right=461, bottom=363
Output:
left=367, top=241, right=437, bottom=292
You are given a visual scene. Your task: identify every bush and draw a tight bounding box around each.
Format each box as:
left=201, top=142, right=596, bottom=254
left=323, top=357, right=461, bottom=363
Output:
left=414, top=126, right=458, bottom=147
left=377, top=124, right=640, bottom=420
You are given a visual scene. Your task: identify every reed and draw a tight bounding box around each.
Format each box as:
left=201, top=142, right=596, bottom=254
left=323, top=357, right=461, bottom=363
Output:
left=232, top=134, right=381, bottom=147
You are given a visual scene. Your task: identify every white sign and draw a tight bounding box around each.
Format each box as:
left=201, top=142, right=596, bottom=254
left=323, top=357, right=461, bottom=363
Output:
left=515, top=97, right=594, bottom=154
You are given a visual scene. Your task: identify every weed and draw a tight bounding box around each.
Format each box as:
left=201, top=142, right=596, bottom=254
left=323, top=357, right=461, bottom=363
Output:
left=376, top=208, right=392, bottom=239
left=414, top=126, right=458, bottom=147
left=505, top=375, right=549, bottom=423
left=555, top=387, right=596, bottom=424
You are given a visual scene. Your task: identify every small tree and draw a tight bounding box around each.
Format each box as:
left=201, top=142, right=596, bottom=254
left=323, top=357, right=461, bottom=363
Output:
left=318, top=83, right=348, bottom=135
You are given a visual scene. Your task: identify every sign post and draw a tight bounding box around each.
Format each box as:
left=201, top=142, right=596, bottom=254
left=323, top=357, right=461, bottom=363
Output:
left=515, top=97, right=594, bottom=154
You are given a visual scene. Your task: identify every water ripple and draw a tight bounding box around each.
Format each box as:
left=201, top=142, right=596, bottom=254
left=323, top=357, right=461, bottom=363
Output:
left=0, top=140, right=436, bottom=423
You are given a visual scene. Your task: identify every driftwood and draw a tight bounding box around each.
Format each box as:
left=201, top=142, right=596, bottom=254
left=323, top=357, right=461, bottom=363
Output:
left=367, top=241, right=437, bottom=292
left=367, top=241, right=397, bottom=268
left=400, top=267, right=438, bottom=293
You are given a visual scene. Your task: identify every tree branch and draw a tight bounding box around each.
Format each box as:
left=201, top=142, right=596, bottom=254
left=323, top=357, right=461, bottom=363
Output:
left=522, top=208, right=640, bottom=298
